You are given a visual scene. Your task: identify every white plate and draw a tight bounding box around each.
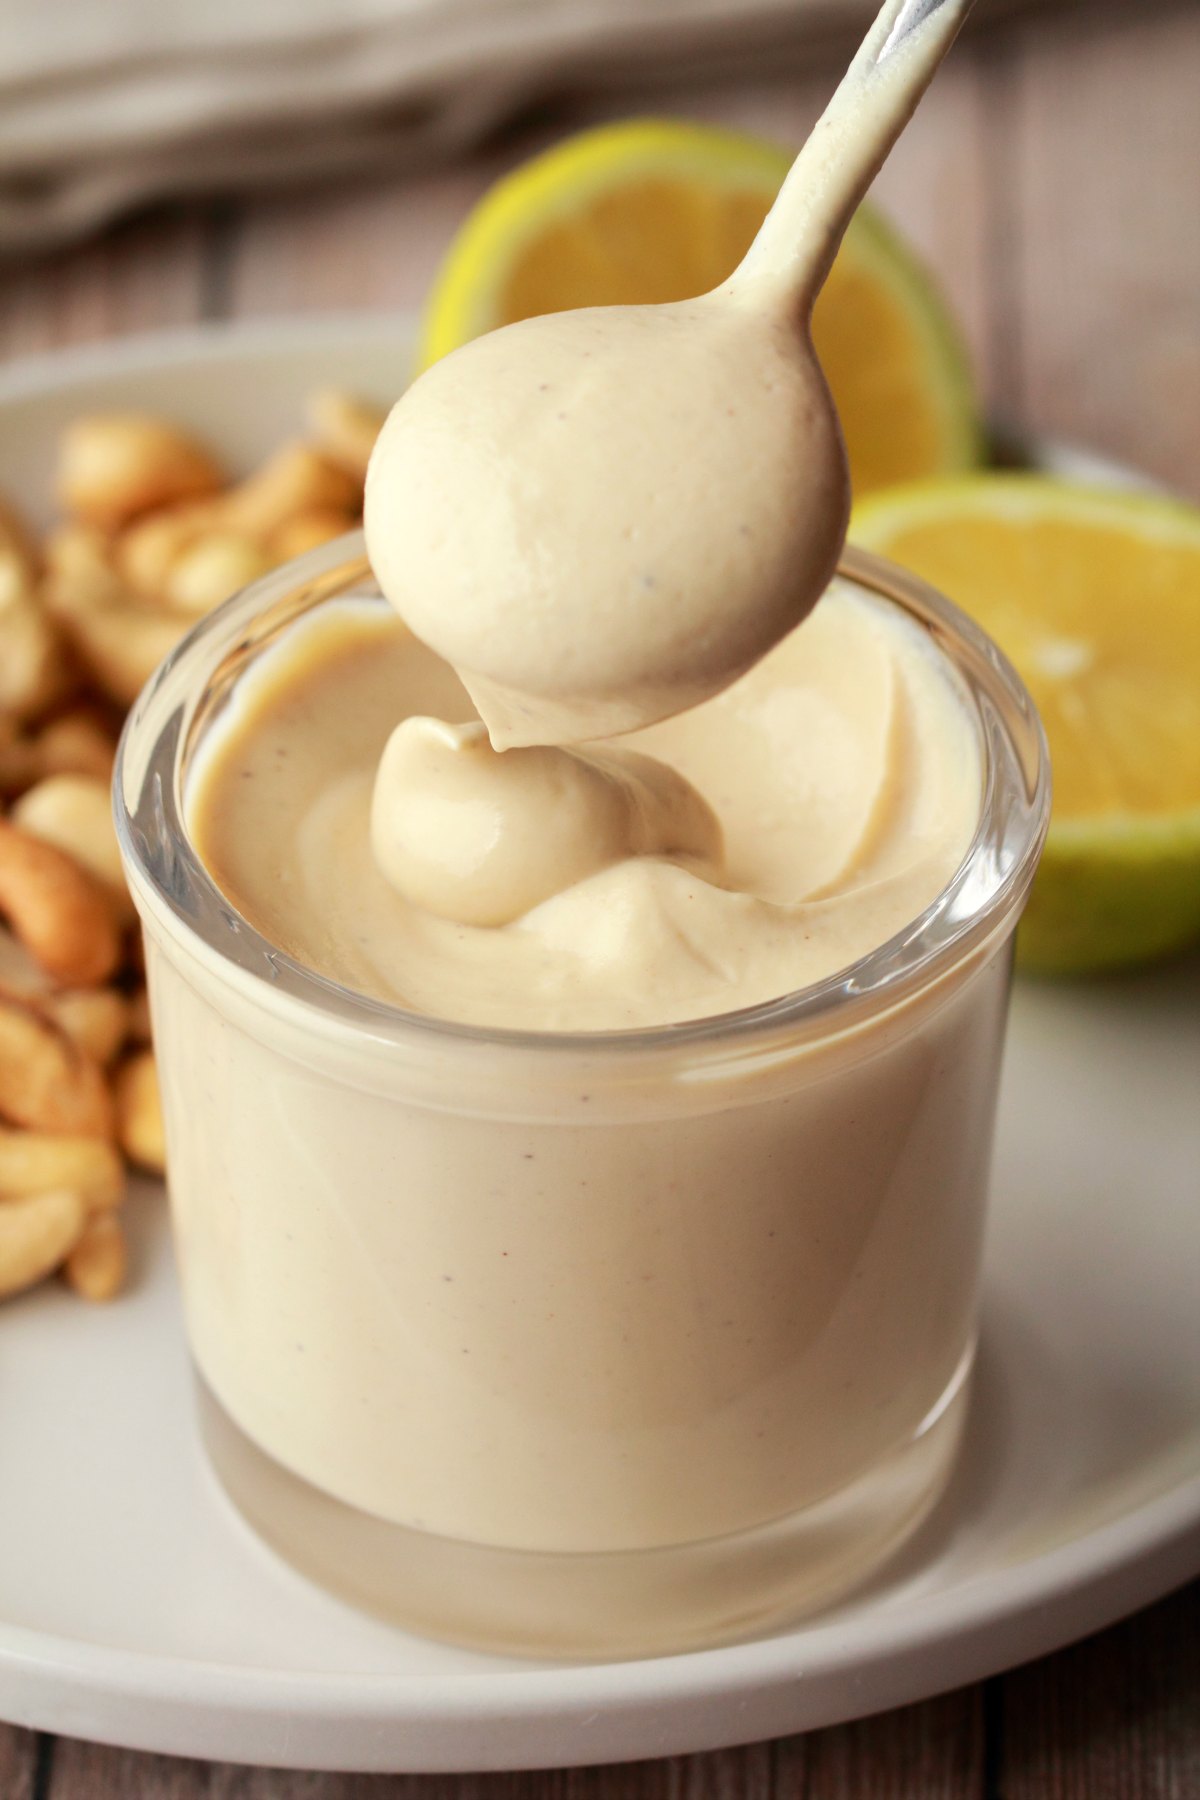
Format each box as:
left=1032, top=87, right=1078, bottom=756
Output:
left=0, top=322, right=1197, bottom=1773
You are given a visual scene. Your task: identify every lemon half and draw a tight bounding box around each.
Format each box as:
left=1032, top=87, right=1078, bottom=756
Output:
left=416, top=118, right=981, bottom=497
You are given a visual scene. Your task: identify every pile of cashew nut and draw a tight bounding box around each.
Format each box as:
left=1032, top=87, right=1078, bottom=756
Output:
left=0, top=389, right=382, bottom=1303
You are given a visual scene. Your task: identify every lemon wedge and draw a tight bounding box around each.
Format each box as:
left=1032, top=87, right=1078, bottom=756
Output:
left=852, top=475, right=1200, bottom=973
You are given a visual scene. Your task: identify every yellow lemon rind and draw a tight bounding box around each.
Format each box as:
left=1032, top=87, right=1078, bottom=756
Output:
left=850, top=470, right=1200, bottom=547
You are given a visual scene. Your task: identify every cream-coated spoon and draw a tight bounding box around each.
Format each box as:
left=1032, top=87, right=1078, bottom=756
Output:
left=365, top=0, right=975, bottom=750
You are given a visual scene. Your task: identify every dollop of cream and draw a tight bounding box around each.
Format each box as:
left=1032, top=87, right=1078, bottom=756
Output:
left=364, top=298, right=848, bottom=750
left=371, top=716, right=723, bottom=927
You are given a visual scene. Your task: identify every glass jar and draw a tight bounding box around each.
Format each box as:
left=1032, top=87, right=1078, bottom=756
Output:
left=115, top=540, right=1049, bottom=1658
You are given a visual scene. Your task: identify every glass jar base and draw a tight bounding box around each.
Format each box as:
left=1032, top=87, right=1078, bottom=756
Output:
left=196, top=1349, right=973, bottom=1661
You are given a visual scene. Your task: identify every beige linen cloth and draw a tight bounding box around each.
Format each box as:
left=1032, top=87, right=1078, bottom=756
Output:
left=0, top=0, right=907, bottom=252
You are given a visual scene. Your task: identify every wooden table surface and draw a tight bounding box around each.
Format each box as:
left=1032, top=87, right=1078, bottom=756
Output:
left=1, top=1, right=1197, bottom=1792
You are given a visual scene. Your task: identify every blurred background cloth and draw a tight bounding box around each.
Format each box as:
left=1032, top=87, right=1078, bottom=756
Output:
left=0, top=0, right=1044, bottom=254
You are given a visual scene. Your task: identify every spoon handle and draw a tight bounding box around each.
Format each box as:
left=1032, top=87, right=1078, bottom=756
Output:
left=726, top=0, right=975, bottom=314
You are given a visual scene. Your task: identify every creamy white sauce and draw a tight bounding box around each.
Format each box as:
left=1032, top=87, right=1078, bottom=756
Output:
left=189, top=585, right=980, bottom=1031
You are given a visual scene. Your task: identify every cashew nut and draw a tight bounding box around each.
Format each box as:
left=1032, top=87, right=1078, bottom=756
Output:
left=0, top=588, right=73, bottom=723
left=0, top=1186, right=87, bottom=1300
left=221, top=443, right=360, bottom=539
left=270, top=508, right=357, bottom=561
left=30, top=708, right=118, bottom=786
left=57, top=414, right=225, bottom=530
left=42, top=528, right=188, bottom=707
left=40, top=988, right=130, bottom=1068
left=12, top=773, right=133, bottom=923
left=0, top=1124, right=124, bottom=1210
left=76, top=603, right=185, bottom=706
left=0, top=996, right=115, bottom=1139
left=164, top=531, right=274, bottom=617
left=1, top=710, right=117, bottom=803
left=42, top=521, right=121, bottom=593
left=0, top=816, right=121, bottom=987
left=115, top=500, right=219, bottom=599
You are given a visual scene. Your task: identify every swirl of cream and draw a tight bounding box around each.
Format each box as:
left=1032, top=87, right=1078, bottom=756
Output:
left=371, top=716, right=723, bottom=927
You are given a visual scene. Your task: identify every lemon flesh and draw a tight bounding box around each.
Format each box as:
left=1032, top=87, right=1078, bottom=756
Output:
left=416, top=118, right=980, bottom=497
left=852, top=475, right=1200, bottom=974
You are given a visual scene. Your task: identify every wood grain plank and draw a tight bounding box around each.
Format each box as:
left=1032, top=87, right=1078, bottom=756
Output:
left=222, top=58, right=990, bottom=388
left=31, top=1710, right=951, bottom=1800
left=772, top=1686, right=983, bottom=1798
left=39, top=1742, right=767, bottom=1799
left=42, top=1743, right=697, bottom=1798
left=47, top=1735, right=329, bottom=1796
left=1000, top=3, right=1200, bottom=493
left=997, top=1581, right=1200, bottom=1800
left=0, top=208, right=214, bottom=363
left=40, top=1698, right=980, bottom=1799
left=222, top=162, right=501, bottom=320
left=0, top=1722, right=38, bottom=1800
left=221, top=75, right=830, bottom=321
left=670, top=1741, right=773, bottom=1800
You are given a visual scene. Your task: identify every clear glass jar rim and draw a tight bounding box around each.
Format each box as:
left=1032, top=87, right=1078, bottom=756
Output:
left=115, top=535, right=1050, bottom=1061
